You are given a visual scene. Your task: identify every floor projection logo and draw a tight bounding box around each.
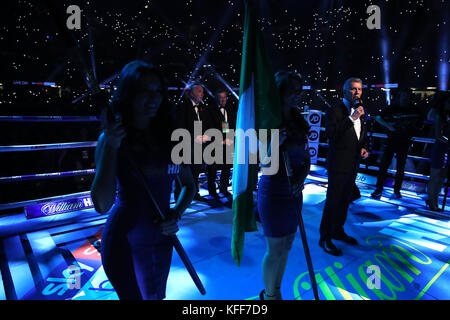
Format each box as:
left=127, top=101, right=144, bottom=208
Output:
left=290, top=214, right=449, bottom=300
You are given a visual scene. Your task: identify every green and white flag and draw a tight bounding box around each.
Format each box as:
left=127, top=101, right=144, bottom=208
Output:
left=231, top=0, right=282, bottom=267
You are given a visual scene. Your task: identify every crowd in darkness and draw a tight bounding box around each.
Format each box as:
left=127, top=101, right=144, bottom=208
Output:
left=0, top=82, right=443, bottom=208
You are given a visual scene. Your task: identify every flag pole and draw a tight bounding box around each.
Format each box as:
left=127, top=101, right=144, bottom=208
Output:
left=123, top=145, right=206, bottom=295
left=282, top=150, right=320, bottom=300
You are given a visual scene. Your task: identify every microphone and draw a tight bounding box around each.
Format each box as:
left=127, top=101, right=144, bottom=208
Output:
left=354, top=98, right=363, bottom=108
left=354, top=98, right=365, bottom=122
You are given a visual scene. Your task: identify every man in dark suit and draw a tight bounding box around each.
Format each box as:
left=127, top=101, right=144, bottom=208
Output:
left=175, top=83, right=215, bottom=201
left=319, top=77, right=369, bottom=256
left=206, top=89, right=237, bottom=197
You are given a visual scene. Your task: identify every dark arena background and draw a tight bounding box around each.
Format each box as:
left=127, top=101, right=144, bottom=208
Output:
left=0, top=0, right=449, bottom=304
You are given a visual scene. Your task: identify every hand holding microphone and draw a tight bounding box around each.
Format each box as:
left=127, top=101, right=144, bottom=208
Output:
left=351, top=98, right=365, bottom=121
left=105, top=114, right=127, bottom=150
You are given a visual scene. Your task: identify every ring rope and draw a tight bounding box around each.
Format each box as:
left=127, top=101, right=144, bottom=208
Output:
left=0, top=141, right=97, bottom=152
left=0, top=116, right=100, bottom=122
left=0, top=169, right=96, bottom=183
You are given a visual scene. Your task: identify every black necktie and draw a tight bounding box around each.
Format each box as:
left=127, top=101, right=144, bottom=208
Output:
left=194, top=105, right=200, bottom=121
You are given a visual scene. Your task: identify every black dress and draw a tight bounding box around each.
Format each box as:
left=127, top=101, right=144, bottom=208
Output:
left=101, top=143, right=180, bottom=300
left=257, top=134, right=309, bottom=237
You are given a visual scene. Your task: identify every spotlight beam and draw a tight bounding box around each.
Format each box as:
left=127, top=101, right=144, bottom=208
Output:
left=438, top=6, right=449, bottom=90
left=46, top=60, right=67, bottom=82
left=186, top=7, right=233, bottom=85
left=42, top=0, right=99, bottom=94
left=72, top=38, right=174, bottom=104
left=87, top=12, right=97, bottom=82
left=205, top=65, right=239, bottom=100
left=313, top=90, right=332, bottom=109
left=150, top=3, right=238, bottom=103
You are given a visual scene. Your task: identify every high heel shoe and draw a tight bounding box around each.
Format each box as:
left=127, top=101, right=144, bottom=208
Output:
left=426, top=199, right=441, bottom=212
left=259, top=289, right=279, bottom=300
left=259, top=290, right=265, bottom=300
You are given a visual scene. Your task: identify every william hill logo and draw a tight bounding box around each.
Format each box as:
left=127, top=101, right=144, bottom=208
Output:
left=42, top=201, right=84, bottom=215
left=25, top=196, right=94, bottom=219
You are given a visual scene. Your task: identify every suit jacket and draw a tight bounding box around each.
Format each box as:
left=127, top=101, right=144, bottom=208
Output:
left=176, top=99, right=216, bottom=141
left=208, top=103, right=238, bottom=138
left=325, top=102, right=368, bottom=174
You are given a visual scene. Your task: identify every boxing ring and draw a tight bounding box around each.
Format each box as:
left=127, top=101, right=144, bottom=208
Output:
left=0, top=111, right=449, bottom=300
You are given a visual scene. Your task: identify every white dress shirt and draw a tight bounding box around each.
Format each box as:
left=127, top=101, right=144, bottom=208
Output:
left=220, top=106, right=228, bottom=123
left=344, top=98, right=361, bottom=140
left=191, top=100, right=201, bottom=121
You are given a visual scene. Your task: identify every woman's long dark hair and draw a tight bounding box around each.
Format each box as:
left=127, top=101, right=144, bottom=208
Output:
left=275, top=71, right=310, bottom=138
left=102, top=60, right=174, bottom=155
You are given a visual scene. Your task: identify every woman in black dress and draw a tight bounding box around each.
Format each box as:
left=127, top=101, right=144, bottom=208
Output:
left=258, top=72, right=311, bottom=300
left=90, top=60, right=196, bottom=299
